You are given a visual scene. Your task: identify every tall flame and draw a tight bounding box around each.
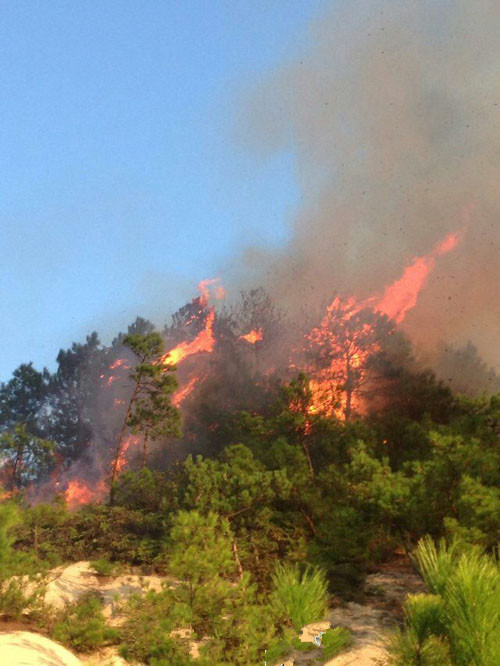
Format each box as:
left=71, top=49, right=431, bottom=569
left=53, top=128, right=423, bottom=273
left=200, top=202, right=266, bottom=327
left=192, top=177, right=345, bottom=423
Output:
left=160, top=310, right=216, bottom=367
left=172, top=375, right=201, bottom=408
left=373, top=231, right=461, bottom=324
left=116, top=434, right=141, bottom=474
left=303, top=230, right=462, bottom=419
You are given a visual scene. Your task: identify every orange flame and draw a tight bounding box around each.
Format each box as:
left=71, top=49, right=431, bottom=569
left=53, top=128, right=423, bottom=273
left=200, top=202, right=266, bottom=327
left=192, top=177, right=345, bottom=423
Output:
left=116, top=434, right=141, bottom=474
left=197, top=278, right=225, bottom=307
left=239, top=328, right=263, bottom=344
left=110, top=358, right=129, bottom=370
left=302, top=230, right=462, bottom=420
left=160, top=310, right=216, bottom=367
left=373, top=231, right=461, bottom=324
left=104, top=359, right=131, bottom=387
left=172, top=376, right=200, bottom=407
left=64, top=479, right=106, bottom=509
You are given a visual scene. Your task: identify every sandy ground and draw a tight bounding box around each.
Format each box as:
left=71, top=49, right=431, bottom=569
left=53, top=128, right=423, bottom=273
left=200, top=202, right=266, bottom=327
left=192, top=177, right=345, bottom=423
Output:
left=0, top=559, right=424, bottom=665
left=323, top=566, right=425, bottom=666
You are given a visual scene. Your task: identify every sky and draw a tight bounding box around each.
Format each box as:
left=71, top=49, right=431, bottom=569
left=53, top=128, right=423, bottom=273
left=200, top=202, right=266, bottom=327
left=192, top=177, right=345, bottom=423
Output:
left=0, top=0, right=329, bottom=381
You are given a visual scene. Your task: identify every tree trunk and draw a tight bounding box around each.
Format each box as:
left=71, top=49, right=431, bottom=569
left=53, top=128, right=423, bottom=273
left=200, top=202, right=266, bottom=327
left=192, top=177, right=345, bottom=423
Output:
left=141, top=432, right=149, bottom=469
left=232, top=539, right=244, bottom=581
left=300, top=429, right=315, bottom=478
left=11, top=446, right=23, bottom=491
left=109, top=383, right=139, bottom=503
left=344, top=354, right=353, bottom=422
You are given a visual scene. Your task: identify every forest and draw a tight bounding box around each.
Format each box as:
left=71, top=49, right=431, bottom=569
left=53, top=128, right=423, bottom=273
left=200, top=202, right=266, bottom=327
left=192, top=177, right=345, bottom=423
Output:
left=0, top=286, right=499, bottom=665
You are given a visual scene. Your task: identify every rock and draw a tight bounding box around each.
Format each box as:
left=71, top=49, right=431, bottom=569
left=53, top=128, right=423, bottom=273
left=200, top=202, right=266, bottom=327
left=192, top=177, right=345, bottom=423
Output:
left=0, top=631, right=82, bottom=666
left=44, top=561, right=166, bottom=616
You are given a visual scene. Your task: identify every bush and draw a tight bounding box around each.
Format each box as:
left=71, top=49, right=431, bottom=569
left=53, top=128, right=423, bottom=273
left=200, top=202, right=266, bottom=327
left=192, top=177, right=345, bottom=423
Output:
left=90, top=558, right=115, bottom=577
left=119, top=589, right=196, bottom=665
left=388, top=537, right=500, bottom=666
left=51, top=593, right=119, bottom=653
left=269, top=562, right=328, bottom=632
left=0, top=500, right=47, bottom=619
left=322, top=626, right=352, bottom=659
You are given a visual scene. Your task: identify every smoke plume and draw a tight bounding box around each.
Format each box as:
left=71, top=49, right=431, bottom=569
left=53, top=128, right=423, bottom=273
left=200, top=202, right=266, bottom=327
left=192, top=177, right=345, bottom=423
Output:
left=233, top=0, right=500, bottom=368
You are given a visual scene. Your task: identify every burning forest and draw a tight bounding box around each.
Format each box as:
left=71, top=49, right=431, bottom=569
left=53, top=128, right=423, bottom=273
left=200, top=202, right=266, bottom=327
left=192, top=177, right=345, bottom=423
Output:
left=1, top=2, right=500, bottom=663
left=0, top=228, right=469, bottom=507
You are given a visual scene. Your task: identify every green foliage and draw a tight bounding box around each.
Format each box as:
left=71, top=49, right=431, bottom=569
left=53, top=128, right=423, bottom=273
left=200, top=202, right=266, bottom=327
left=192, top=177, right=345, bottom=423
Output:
left=0, top=500, right=47, bottom=619
left=0, top=424, right=55, bottom=491
left=388, top=630, right=452, bottom=666
left=51, top=593, right=119, bottom=653
left=119, top=589, right=195, bottom=665
left=14, top=500, right=71, bottom=565
left=181, top=444, right=291, bottom=585
left=389, top=538, right=500, bottom=666
left=120, top=510, right=278, bottom=665
left=322, top=627, right=352, bottom=659
left=269, top=562, right=328, bottom=632
left=111, top=331, right=180, bottom=493
left=90, top=558, right=115, bottom=577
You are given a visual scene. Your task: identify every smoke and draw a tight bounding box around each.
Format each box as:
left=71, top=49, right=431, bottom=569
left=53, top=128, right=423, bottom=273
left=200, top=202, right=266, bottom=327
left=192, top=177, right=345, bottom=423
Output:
left=232, top=0, right=500, bottom=368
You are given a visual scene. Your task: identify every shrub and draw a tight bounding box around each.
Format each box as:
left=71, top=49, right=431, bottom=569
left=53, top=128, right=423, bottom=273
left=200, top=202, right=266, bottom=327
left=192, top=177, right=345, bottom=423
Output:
left=119, top=588, right=204, bottom=665
left=51, top=593, right=119, bottom=653
left=322, top=627, right=352, bottom=659
left=0, top=500, right=47, bottom=620
left=269, top=562, right=328, bottom=632
left=388, top=537, right=500, bottom=666
left=90, top=558, right=115, bottom=577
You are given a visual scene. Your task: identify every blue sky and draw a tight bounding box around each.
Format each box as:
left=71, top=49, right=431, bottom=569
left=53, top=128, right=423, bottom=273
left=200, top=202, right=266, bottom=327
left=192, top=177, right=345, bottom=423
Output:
left=0, top=0, right=329, bottom=380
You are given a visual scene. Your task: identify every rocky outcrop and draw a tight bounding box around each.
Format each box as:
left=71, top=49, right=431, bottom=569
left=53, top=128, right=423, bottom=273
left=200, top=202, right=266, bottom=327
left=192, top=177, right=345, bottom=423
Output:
left=0, top=631, right=82, bottom=666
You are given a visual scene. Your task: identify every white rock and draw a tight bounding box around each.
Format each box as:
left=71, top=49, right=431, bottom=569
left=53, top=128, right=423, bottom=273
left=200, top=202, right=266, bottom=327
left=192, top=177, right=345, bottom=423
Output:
left=0, top=631, right=82, bottom=666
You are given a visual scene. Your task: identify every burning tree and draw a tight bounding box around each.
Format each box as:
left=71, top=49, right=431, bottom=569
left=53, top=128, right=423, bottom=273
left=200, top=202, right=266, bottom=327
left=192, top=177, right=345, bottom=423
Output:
left=305, top=297, right=399, bottom=421
left=109, top=332, right=180, bottom=500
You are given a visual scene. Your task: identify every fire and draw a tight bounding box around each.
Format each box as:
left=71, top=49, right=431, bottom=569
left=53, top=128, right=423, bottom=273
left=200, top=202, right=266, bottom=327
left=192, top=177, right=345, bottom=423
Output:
left=198, top=278, right=225, bottom=306
left=64, top=479, right=106, bottom=509
left=172, top=376, right=200, bottom=407
left=303, top=230, right=462, bottom=419
left=239, top=328, right=263, bottom=344
left=160, top=310, right=216, bottom=367
left=103, top=359, right=131, bottom=387
left=110, top=358, right=129, bottom=370
left=373, top=231, right=462, bottom=324
left=305, top=296, right=379, bottom=419
left=159, top=278, right=225, bottom=367
left=116, top=434, right=140, bottom=474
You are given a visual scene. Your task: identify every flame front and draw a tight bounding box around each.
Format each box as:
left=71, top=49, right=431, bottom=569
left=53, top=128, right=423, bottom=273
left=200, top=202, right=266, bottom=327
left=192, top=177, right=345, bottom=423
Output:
left=373, top=231, right=461, bottom=324
left=116, top=434, right=141, bottom=474
left=303, top=230, right=462, bottom=419
left=160, top=310, right=216, bottom=367
left=239, top=328, right=263, bottom=344
left=65, top=479, right=106, bottom=509
left=172, top=376, right=200, bottom=407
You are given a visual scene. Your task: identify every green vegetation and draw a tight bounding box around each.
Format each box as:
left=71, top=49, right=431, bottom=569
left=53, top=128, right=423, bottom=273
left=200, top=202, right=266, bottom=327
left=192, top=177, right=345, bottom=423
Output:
left=388, top=538, right=500, bottom=666
left=269, top=562, right=328, bottom=632
left=50, top=593, right=119, bottom=652
left=90, top=558, right=116, bottom=577
left=0, top=298, right=498, bottom=663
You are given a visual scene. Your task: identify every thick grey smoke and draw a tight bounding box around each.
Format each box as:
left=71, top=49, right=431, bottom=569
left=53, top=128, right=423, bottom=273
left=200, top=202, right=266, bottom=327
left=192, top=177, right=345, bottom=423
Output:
left=232, top=0, right=500, bottom=368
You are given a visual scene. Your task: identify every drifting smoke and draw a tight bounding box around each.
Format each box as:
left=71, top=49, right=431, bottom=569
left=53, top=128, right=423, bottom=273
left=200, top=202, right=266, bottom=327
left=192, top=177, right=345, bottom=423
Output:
left=233, top=0, right=500, bottom=369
